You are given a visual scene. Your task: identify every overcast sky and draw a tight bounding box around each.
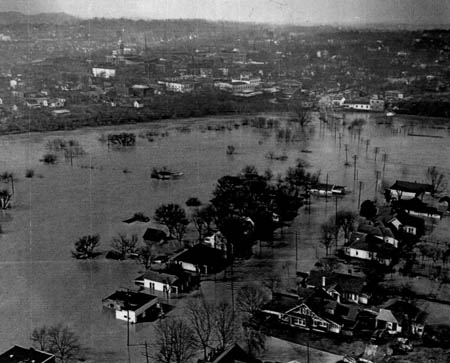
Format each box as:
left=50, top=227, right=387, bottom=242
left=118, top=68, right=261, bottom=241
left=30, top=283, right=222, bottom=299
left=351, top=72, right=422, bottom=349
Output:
left=1, top=0, right=449, bottom=25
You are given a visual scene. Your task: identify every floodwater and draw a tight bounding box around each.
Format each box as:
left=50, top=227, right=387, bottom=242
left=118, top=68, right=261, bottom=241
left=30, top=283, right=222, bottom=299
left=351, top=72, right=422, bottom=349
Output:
left=0, top=112, right=449, bottom=362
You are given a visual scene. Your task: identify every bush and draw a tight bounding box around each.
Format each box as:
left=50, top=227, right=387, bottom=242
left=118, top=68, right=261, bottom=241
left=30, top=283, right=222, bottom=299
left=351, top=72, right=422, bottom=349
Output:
left=41, top=153, right=58, bottom=164
left=25, top=169, right=35, bottom=178
left=186, top=197, right=202, bottom=207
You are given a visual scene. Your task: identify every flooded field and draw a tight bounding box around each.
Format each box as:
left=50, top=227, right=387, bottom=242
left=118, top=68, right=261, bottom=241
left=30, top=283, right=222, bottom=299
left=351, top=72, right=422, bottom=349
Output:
left=0, top=112, right=449, bottom=362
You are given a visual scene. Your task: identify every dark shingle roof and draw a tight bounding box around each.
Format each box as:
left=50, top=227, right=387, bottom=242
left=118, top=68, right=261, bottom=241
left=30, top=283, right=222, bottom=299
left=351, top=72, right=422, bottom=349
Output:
left=175, top=244, right=226, bottom=266
left=0, top=346, right=54, bottom=363
left=390, top=180, right=433, bottom=194
left=307, top=271, right=368, bottom=295
left=102, top=290, right=157, bottom=311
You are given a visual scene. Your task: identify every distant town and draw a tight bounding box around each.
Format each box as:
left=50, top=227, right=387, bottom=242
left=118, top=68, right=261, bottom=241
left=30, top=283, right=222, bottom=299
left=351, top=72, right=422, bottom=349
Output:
left=0, top=10, right=450, bottom=363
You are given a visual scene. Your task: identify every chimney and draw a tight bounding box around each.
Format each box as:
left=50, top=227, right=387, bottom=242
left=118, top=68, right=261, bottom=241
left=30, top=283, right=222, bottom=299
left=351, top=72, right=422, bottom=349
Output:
left=322, top=276, right=326, bottom=287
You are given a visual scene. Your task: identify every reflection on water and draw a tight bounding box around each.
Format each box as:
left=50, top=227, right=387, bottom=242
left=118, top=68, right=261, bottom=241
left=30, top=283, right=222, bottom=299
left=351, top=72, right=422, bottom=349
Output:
left=0, top=113, right=448, bottom=360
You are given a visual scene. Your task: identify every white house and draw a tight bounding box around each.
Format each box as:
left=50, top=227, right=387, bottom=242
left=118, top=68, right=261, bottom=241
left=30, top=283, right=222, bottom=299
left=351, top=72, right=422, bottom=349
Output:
left=344, top=233, right=392, bottom=265
left=92, top=67, right=116, bottom=79
left=389, top=180, right=433, bottom=200
left=134, top=270, right=189, bottom=297
left=102, top=290, right=158, bottom=324
left=375, top=308, right=402, bottom=334
left=204, top=231, right=227, bottom=252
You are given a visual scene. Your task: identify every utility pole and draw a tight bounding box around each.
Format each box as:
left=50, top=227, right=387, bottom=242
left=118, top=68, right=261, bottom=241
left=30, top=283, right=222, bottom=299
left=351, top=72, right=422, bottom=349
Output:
left=295, top=231, right=298, bottom=272
left=353, top=155, right=358, bottom=180
left=325, top=173, right=329, bottom=203
left=374, top=147, right=379, bottom=163
left=358, top=181, right=363, bottom=209
left=375, top=171, right=380, bottom=200
left=366, top=139, right=370, bottom=155
left=144, top=341, right=150, bottom=363
left=338, top=132, right=342, bottom=149
left=344, top=144, right=349, bottom=166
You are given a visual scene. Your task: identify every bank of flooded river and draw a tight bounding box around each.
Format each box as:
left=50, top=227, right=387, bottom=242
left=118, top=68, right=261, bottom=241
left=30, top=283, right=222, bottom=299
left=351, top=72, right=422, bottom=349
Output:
left=0, top=112, right=449, bottom=362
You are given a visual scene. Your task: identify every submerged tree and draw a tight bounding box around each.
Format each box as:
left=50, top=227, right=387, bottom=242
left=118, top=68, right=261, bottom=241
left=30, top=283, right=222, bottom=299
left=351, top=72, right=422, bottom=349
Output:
left=289, top=96, right=311, bottom=127
left=0, top=189, right=12, bottom=209
left=426, top=166, right=447, bottom=196
left=191, top=204, right=216, bottom=241
left=136, top=244, right=155, bottom=269
left=320, top=222, right=336, bottom=256
left=31, top=324, right=81, bottom=363
left=110, top=233, right=138, bottom=259
left=72, top=234, right=100, bottom=259
left=335, top=210, right=358, bottom=242
left=154, top=203, right=189, bottom=242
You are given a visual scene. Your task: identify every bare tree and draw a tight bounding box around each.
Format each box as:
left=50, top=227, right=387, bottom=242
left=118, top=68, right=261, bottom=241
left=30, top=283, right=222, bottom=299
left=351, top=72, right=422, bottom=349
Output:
left=110, top=233, right=138, bottom=259
left=335, top=210, right=358, bottom=242
left=236, top=282, right=270, bottom=320
left=191, top=204, right=216, bottom=241
left=426, top=166, right=447, bottom=196
left=31, top=326, right=49, bottom=351
left=31, top=324, right=80, bottom=363
left=154, top=203, right=189, bottom=242
left=320, top=222, right=335, bottom=256
left=185, top=297, right=215, bottom=360
left=243, top=324, right=265, bottom=358
left=289, top=97, right=311, bottom=127
left=136, top=244, right=154, bottom=269
left=0, top=171, right=15, bottom=195
left=0, top=189, right=12, bottom=209
left=213, top=301, right=237, bottom=352
left=154, top=318, right=197, bottom=363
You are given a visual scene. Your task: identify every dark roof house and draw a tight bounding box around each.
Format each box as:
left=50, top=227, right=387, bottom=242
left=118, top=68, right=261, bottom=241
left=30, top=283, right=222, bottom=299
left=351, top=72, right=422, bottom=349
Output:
left=174, top=243, right=227, bottom=274
left=143, top=227, right=169, bottom=243
left=0, top=346, right=55, bottom=363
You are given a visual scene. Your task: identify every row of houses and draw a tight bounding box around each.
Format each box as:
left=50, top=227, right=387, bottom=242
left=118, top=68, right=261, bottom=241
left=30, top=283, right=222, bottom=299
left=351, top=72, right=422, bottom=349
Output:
left=260, top=179, right=445, bottom=339
left=262, top=274, right=427, bottom=337
left=103, top=226, right=229, bottom=323
left=343, top=180, right=443, bottom=265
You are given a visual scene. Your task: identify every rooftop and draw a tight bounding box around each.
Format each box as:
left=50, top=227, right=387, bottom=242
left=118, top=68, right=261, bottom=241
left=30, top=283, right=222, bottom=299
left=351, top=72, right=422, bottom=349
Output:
left=0, top=346, right=54, bottom=363
left=175, top=244, right=226, bottom=266
left=102, top=290, right=157, bottom=311
left=390, top=180, right=433, bottom=194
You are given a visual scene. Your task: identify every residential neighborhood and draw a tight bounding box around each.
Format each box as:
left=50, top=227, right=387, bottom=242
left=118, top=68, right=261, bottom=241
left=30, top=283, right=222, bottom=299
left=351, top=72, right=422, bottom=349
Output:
left=0, top=1, right=450, bottom=363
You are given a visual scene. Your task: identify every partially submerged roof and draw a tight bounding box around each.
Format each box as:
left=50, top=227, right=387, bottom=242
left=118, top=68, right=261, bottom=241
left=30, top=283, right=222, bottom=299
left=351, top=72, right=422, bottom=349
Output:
left=0, top=346, right=54, bottom=363
left=390, top=180, right=433, bottom=194
left=209, top=343, right=258, bottom=363
left=143, top=227, right=168, bottom=242
left=142, top=270, right=179, bottom=285
left=175, top=244, right=226, bottom=266
left=103, top=290, right=157, bottom=311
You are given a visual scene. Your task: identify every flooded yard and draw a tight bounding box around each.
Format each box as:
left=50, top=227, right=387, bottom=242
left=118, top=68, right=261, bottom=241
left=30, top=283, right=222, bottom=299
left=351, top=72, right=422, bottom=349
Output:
left=0, top=112, right=449, bottom=361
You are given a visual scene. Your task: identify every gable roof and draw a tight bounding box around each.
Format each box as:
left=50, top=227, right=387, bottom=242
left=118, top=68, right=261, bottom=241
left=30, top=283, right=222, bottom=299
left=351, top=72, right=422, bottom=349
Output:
left=209, top=344, right=258, bottom=363
left=175, top=244, right=226, bottom=266
left=390, top=180, right=433, bottom=194
left=382, top=299, right=427, bottom=324
left=142, top=270, right=180, bottom=285
left=0, top=346, right=54, bottom=363
left=307, top=271, right=368, bottom=295
left=376, top=308, right=398, bottom=323
left=262, top=292, right=300, bottom=314
left=143, top=228, right=168, bottom=242
left=102, top=290, right=157, bottom=311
